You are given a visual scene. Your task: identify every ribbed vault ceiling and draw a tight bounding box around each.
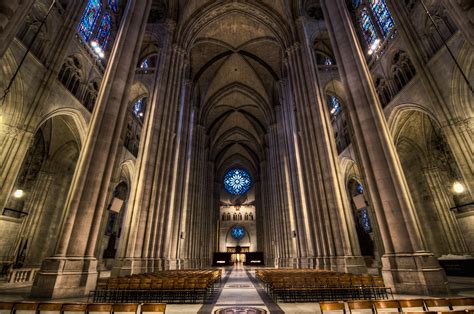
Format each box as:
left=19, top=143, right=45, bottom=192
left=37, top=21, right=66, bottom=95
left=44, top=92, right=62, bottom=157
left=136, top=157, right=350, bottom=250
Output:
left=190, top=5, right=284, bottom=179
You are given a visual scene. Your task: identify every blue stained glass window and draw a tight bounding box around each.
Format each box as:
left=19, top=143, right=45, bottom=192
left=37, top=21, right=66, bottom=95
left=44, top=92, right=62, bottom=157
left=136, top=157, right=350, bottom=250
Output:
left=108, top=0, right=119, bottom=12
left=359, top=208, right=372, bottom=233
left=224, top=168, right=252, bottom=195
left=94, top=11, right=112, bottom=51
left=132, top=97, right=147, bottom=121
left=140, top=58, right=150, bottom=69
left=231, top=226, right=245, bottom=240
left=328, top=95, right=342, bottom=116
left=357, top=183, right=364, bottom=194
left=78, top=0, right=102, bottom=42
left=369, top=0, right=395, bottom=38
left=360, top=9, right=379, bottom=48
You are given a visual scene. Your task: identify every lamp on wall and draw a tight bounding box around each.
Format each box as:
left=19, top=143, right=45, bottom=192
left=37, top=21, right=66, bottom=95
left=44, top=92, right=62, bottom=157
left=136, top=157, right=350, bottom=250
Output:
left=450, top=180, right=473, bottom=212
left=13, top=189, right=25, bottom=199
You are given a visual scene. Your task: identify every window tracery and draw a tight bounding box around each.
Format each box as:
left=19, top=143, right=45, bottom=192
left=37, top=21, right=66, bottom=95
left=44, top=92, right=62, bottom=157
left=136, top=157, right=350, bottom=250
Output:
left=78, top=0, right=102, bottom=42
left=224, top=169, right=252, bottom=196
left=391, top=51, right=416, bottom=92
left=349, top=0, right=396, bottom=55
left=58, top=56, right=83, bottom=99
left=94, top=11, right=112, bottom=51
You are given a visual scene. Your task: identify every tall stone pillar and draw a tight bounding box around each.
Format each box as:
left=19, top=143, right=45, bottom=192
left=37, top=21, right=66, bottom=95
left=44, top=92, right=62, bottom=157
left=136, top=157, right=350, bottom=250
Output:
left=31, top=0, right=152, bottom=298
left=421, top=165, right=468, bottom=254
left=284, top=20, right=366, bottom=272
left=113, top=34, right=189, bottom=274
left=0, top=126, right=33, bottom=213
left=321, top=0, right=448, bottom=294
left=0, top=0, right=36, bottom=57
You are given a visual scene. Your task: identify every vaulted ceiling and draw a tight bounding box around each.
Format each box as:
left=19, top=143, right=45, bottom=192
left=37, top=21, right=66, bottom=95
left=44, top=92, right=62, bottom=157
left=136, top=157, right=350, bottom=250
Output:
left=188, top=4, right=286, bottom=180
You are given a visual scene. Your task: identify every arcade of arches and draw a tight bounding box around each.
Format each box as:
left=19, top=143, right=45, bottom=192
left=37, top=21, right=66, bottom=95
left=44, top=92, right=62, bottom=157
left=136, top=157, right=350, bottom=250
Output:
left=0, top=0, right=472, bottom=302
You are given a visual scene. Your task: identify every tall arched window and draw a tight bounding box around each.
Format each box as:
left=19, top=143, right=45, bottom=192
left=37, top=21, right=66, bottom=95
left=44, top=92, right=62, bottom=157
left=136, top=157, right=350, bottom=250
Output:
left=77, top=0, right=126, bottom=59
left=132, top=97, right=147, bottom=122
left=350, top=0, right=396, bottom=55
left=94, top=11, right=112, bottom=50
left=78, top=0, right=102, bottom=42
left=327, top=95, right=342, bottom=117
left=360, top=9, right=379, bottom=50
left=368, top=0, right=395, bottom=38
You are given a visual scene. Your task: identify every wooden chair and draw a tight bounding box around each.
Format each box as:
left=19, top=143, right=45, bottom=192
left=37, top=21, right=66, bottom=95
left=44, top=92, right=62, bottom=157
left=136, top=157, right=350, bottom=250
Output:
left=112, top=304, right=138, bottom=314
left=86, top=304, right=113, bottom=314
left=62, top=303, right=87, bottom=314
left=0, top=302, right=14, bottom=314
left=321, top=301, right=346, bottom=313
left=398, top=299, right=426, bottom=312
left=449, top=298, right=474, bottom=311
left=37, top=303, right=63, bottom=314
left=347, top=300, right=374, bottom=314
left=373, top=300, right=400, bottom=313
left=424, top=299, right=452, bottom=312
left=14, top=303, right=39, bottom=314
left=140, top=304, right=166, bottom=314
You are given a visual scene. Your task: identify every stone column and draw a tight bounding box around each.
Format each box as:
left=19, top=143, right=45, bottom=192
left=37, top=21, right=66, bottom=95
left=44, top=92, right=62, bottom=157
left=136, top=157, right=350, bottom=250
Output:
left=113, top=36, right=189, bottom=274
left=21, top=170, right=55, bottom=267
left=31, top=0, right=152, bottom=298
left=421, top=165, right=468, bottom=254
left=321, top=0, right=448, bottom=294
left=284, top=23, right=366, bottom=272
left=0, top=125, right=33, bottom=213
left=0, top=0, right=36, bottom=57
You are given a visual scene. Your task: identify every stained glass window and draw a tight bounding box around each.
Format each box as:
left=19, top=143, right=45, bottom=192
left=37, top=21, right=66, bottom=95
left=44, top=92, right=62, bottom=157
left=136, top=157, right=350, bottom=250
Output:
left=323, top=56, right=333, bottom=65
left=360, top=9, right=379, bottom=49
left=328, top=95, right=342, bottom=116
left=231, top=226, right=246, bottom=240
left=224, top=168, right=252, bottom=195
left=108, top=0, right=119, bottom=12
left=94, top=11, right=112, bottom=51
left=78, top=0, right=102, bottom=42
left=132, top=97, right=147, bottom=122
left=140, top=58, right=150, bottom=69
left=369, top=0, right=395, bottom=38
left=357, top=183, right=364, bottom=194
left=359, top=208, right=372, bottom=233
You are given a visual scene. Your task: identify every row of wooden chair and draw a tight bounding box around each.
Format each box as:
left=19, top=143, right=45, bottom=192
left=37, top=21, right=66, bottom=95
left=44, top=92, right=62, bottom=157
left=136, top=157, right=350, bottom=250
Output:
left=92, top=270, right=222, bottom=304
left=255, top=269, right=391, bottom=302
left=319, top=298, right=474, bottom=313
left=0, top=303, right=166, bottom=314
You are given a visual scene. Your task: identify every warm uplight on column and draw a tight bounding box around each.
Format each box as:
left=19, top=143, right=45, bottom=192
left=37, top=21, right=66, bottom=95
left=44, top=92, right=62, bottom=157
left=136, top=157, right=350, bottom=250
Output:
left=13, top=189, right=24, bottom=199
left=452, top=181, right=465, bottom=194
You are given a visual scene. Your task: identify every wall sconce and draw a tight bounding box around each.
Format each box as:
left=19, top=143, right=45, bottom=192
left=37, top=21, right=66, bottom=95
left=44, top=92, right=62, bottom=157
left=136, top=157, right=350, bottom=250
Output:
left=13, top=189, right=24, bottom=199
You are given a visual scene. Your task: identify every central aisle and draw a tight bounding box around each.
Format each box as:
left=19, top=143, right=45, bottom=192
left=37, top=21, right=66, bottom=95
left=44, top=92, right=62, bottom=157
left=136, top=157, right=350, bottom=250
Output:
left=211, top=265, right=268, bottom=313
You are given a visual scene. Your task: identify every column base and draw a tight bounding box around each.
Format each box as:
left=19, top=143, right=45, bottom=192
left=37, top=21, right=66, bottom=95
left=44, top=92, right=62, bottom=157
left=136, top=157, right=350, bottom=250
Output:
left=111, top=258, right=147, bottom=277
left=381, top=252, right=449, bottom=295
left=30, top=257, right=98, bottom=299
